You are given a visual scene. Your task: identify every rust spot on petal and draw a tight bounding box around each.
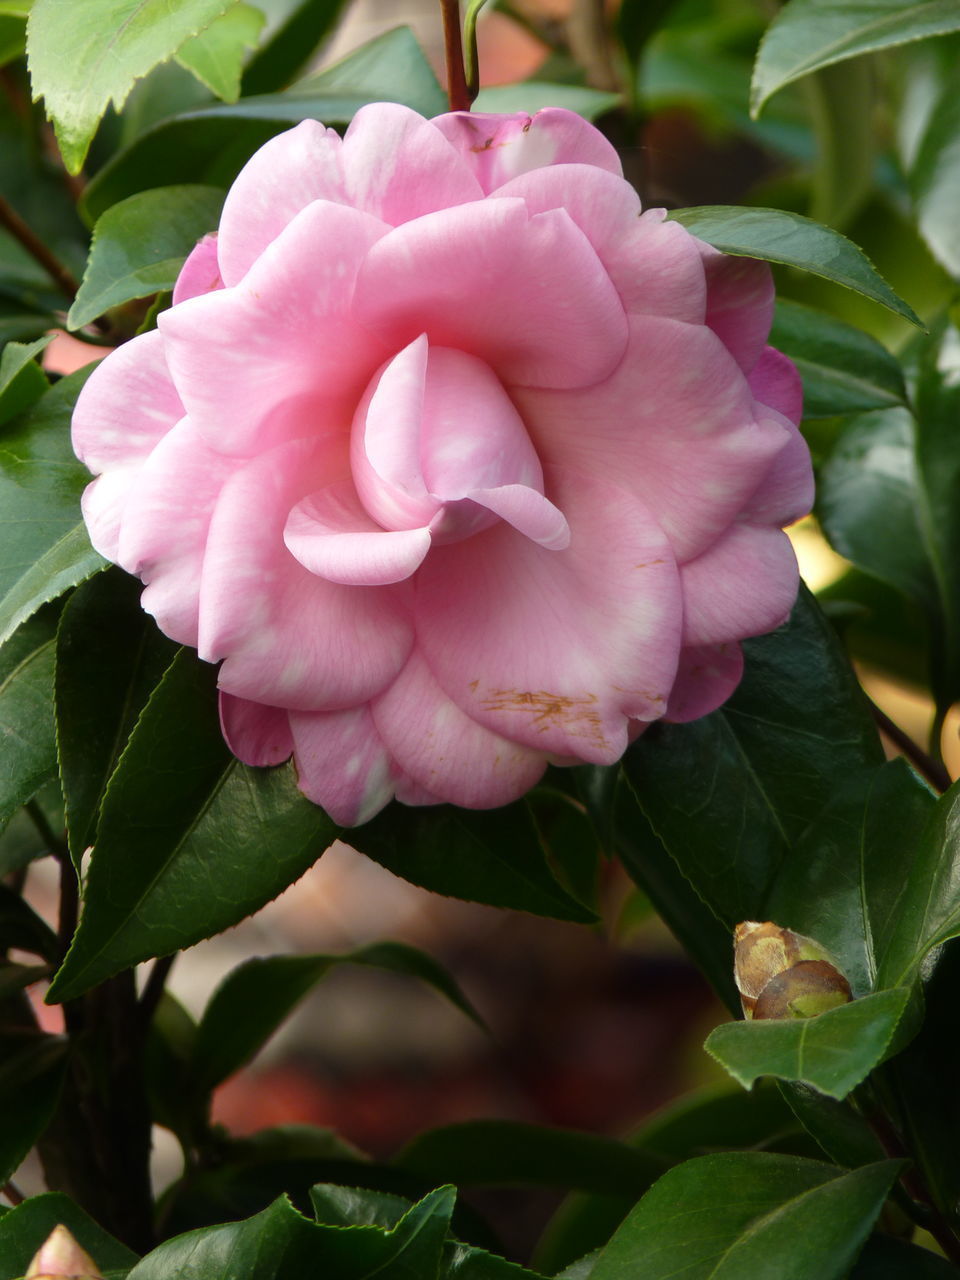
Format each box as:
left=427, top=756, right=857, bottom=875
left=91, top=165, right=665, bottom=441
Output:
left=633, top=558, right=665, bottom=569
left=478, top=687, right=608, bottom=750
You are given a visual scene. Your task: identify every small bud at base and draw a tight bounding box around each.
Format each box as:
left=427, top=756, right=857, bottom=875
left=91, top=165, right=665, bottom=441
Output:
left=25, top=1224, right=102, bottom=1279
left=733, top=921, right=853, bottom=1020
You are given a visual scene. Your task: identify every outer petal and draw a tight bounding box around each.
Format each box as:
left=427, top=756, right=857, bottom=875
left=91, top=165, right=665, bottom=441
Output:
left=160, top=201, right=390, bottom=457
left=372, top=650, right=547, bottom=808
left=747, top=350, right=812, bottom=525
left=492, top=170, right=707, bottom=325
left=665, top=643, right=745, bottom=723
left=80, top=470, right=135, bottom=562
left=341, top=103, right=483, bottom=224
left=416, top=466, right=682, bottom=762
left=355, top=200, right=628, bottom=391
left=200, top=437, right=413, bottom=710
left=698, top=242, right=775, bottom=377
left=117, top=419, right=238, bottom=646
left=72, top=329, right=182, bottom=472
left=514, top=314, right=791, bottom=563
left=216, top=119, right=346, bottom=286
left=289, top=704, right=395, bottom=825
left=172, top=233, right=222, bottom=304
left=432, top=108, right=622, bottom=193
left=749, top=345, right=803, bottom=425
left=220, top=692, right=294, bottom=766
left=680, top=523, right=799, bottom=646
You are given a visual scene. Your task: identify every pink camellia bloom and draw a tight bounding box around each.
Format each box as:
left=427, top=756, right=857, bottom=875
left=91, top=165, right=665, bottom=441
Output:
left=72, top=104, right=812, bottom=826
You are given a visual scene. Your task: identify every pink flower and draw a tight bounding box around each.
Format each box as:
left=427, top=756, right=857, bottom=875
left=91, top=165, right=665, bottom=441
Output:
left=72, top=105, right=812, bottom=825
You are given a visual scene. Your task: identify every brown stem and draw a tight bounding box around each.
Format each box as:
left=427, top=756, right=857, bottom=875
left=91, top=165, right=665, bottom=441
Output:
left=25, top=798, right=69, bottom=862
left=139, top=954, right=175, bottom=1029
left=869, top=700, right=951, bottom=794
left=440, top=0, right=472, bottom=112
left=2, top=1180, right=25, bottom=1206
left=0, top=190, right=79, bottom=301
left=566, top=0, right=620, bottom=92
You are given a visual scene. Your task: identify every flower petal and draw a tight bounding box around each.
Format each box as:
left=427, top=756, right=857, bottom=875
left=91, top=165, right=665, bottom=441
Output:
left=416, top=466, right=681, bottom=762
left=216, top=119, right=346, bottom=286
left=80, top=469, right=134, bottom=562
left=750, top=345, right=803, bottom=425
left=160, top=200, right=389, bottom=457
left=72, top=328, right=182, bottom=472
left=172, top=233, right=222, bottom=304
left=201, top=437, right=413, bottom=710
left=372, top=650, right=547, bottom=807
left=680, top=523, right=799, bottom=646
left=432, top=108, right=622, bottom=193
left=341, top=102, right=483, bottom=224
left=289, top=704, right=395, bottom=825
left=698, top=242, right=775, bottom=377
left=220, top=692, right=293, bottom=765
left=354, top=199, right=628, bottom=391
left=665, top=642, right=745, bottom=723
left=467, top=484, right=569, bottom=550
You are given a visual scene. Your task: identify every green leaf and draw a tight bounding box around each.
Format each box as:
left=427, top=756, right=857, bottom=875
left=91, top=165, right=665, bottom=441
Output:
left=396, top=1121, right=663, bottom=1197
left=26, top=0, right=236, bottom=172
left=906, top=67, right=960, bottom=277
left=0, top=370, right=106, bottom=649
left=0, top=1038, right=66, bottom=1184
left=805, top=60, right=875, bottom=230
left=751, top=0, right=960, bottom=116
left=47, top=649, right=338, bottom=1002
left=588, top=1153, right=901, bottom=1280
left=669, top=206, right=922, bottom=328
left=0, top=1191, right=137, bottom=1280
left=176, top=2, right=266, bottom=102
left=351, top=799, right=597, bottom=923
left=472, top=84, right=620, bottom=120
left=705, top=989, right=911, bottom=1099
left=241, top=0, right=349, bottom=96
left=82, top=26, right=447, bottom=221
left=770, top=301, right=906, bottom=419
left=55, top=568, right=178, bottom=862
left=0, top=780, right=63, bottom=876
left=67, top=185, right=225, bottom=330
left=0, top=606, right=58, bottom=829
left=850, top=1234, right=960, bottom=1277
left=0, top=882, right=58, bottom=958
left=189, top=942, right=484, bottom=1094
left=0, top=335, right=51, bottom=426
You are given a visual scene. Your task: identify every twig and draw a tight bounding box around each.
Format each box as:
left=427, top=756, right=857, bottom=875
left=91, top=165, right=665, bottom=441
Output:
left=0, top=191, right=79, bottom=301
left=869, top=699, right=951, bottom=794
left=566, top=0, right=620, bottom=92
left=2, top=1180, right=25, bottom=1206
left=138, top=954, right=175, bottom=1028
left=25, top=798, right=69, bottom=861
left=440, top=0, right=472, bottom=112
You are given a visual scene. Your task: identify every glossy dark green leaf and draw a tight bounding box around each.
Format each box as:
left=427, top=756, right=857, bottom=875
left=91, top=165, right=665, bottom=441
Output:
left=705, top=988, right=910, bottom=1099
left=0, top=1191, right=137, bottom=1280
left=751, top=0, right=960, bottom=116
left=621, top=586, right=883, bottom=931
left=0, top=780, right=63, bottom=876
left=0, top=606, right=58, bottom=828
left=806, top=60, right=875, bottom=229
left=47, top=650, right=338, bottom=1002
left=0, top=1037, right=66, bottom=1184
left=190, top=942, right=484, bottom=1094
left=588, top=1154, right=901, bottom=1280
left=770, top=301, right=906, bottom=419
left=351, top=798, right=596, bottom=923
left=55, top=569, right=178, bottom=861
left=0, top=882, right=57, bottom=958
left=908, top=68, right=960, bottom=277
left=669, top=206, right=922, bottom=327
left=241, top=0, right=351, bottom=96
left=67, top=185, right=225, bottom=330
left=175, top=3, right=265, bottom=102
left=443, top=1242, right=546, bottom=1279
left=0, top=335, right=51, bottom=426
left=81, top=27, right=447, bottom=220
left=0, top=370, right=105, bottom=648
left=310, top=1183, right=411, bottom=1230
left=396, top=1121, right=663, bottom=1197
left=26, top=0, right=235, bottom=171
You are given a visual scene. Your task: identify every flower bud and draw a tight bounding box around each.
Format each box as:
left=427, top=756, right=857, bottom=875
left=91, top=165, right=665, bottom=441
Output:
left=734, top=921, right=852, bottom=1020
left=25, top=1225, right=102, bottom=1279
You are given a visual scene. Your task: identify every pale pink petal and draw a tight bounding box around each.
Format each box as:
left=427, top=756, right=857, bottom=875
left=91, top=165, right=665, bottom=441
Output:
left=216, top=120, right=346, bottom=286
left=354, top=199, right=628, bottom=391
left=749, top=345, right=803, bottom=424
left=289, top=704, right=395, bottom=825
left=220, top=692, right=293, bottom=765
left=416, top=466, right=681, bottom=762
left=372, top=651, right=547, bottom=807
left=432, top=108, right=622, bottom=193
left=744, top=413, right=814, bottom=527
left=699, top=243, right=774, bottom=377
left=514, top=314, right=791, bottom=562
left=492, top=172, right=707, bottom=324
left=172, top=233, right=222, bottom=304
left=117, top=419, right=238, bottom=646
left=72, top=329, right=182, bottom=472
left=200, top=437, right=413, bottom=710
left=665, top=643, right=745, bottom=723
left=341, top=103, right=483, bottom=224
left=80, top=469, right=135, bottom=561
left=160, top=201, right=389, bottom=457
left=680, top=523, right=799, bottom=646
left=393, top=774, right=445, bottom=807
left=285, top=483, right=431, bottom=586
left=467, top=484, right=569, bottom=550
